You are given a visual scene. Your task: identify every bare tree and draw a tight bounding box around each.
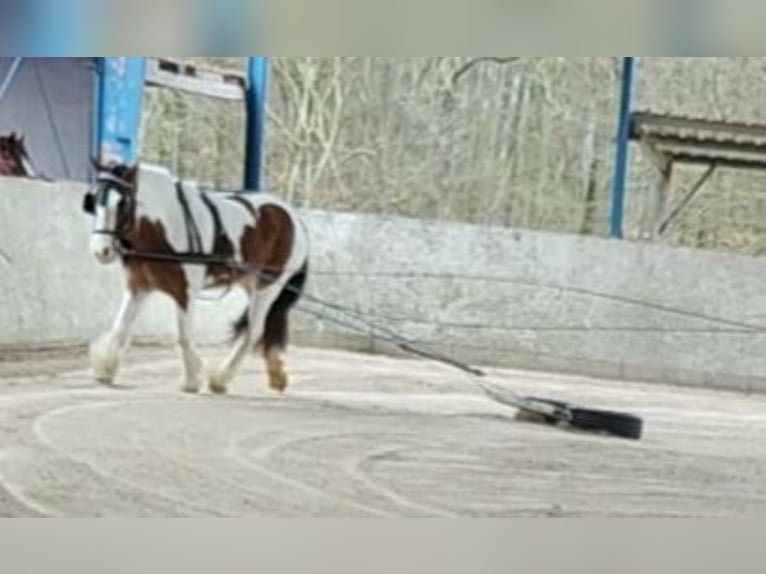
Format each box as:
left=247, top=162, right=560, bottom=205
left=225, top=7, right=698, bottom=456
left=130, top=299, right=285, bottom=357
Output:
left=139, top=57, right=766, bottom=256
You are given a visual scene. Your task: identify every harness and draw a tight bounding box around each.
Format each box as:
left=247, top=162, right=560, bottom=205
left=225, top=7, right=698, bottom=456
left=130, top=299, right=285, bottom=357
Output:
left=175, top=181, right=204, bottom=254
left=119, top=181, right=237, bottom=269
left=161, top=181, right=243, bottom=283
left=90, top=178, right=284, bottom=277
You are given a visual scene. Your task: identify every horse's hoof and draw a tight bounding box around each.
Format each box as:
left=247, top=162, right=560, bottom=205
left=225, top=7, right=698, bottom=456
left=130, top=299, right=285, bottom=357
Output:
left=181, top=380, right=202, bottom=394
left=209, top=383, right=228, bottom=395
left=92, top=363, right=118, bottom=384
left=208, top=372, right=229, bottom=395
left=268, top=371, right=288, bottom=394
left=90, top=338, right=119, bottom=383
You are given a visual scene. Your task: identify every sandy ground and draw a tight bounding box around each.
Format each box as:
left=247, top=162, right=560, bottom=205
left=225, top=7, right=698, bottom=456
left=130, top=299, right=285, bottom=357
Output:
left=0, top=344, right=764, bottom=517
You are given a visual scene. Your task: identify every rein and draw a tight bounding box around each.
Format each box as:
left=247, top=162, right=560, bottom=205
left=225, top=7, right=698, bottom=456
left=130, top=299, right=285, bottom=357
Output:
left=114, top=243, right=288, bottom=278
left=118, top=244, right=234, bottom=267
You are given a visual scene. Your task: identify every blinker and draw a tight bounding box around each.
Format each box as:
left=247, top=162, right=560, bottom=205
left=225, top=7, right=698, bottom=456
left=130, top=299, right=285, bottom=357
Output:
left=82, top=192, right=96, bottom=214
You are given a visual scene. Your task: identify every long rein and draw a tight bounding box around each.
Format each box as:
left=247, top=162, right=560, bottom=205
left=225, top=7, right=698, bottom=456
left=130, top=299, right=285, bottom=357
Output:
left=113, top=242, right=487, bottom=377
left=117, top=244, right=247, bottom=270
left=116, top=240, right=632, bottom=430
left=108, top=215, right=641, bottom=436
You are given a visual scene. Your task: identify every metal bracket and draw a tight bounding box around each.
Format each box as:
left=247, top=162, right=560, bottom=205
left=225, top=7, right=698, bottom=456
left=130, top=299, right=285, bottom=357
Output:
left=657, top=163, right=717, bottom=236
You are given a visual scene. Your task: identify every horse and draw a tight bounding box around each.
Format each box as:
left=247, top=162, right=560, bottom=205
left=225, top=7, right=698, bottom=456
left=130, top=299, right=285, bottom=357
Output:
left=81, top=161, right=310, bottom=395
left=0, top=132, right=36, bottom=177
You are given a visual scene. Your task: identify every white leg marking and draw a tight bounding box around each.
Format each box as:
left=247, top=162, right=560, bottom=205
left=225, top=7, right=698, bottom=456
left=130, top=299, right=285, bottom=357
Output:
left=178, top=266, right=207, bottom=393
left=177, top=304, right=205, bottom=394
left=90, top=291, right=146, bottom=384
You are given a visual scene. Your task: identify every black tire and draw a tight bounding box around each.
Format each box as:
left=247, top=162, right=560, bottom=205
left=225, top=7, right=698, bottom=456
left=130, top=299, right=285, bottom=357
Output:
left=522, top=396, right=643, bottom=440
left=568, top=407, right=643, bottom=440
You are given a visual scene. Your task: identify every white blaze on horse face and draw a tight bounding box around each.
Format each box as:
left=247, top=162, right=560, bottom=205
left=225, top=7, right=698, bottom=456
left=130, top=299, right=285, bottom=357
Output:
left=89, top=191, right=121, bottom=264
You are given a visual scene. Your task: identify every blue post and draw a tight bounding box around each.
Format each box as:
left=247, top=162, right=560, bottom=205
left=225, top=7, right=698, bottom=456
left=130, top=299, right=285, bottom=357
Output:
left=95, top=57, right=146, bottom=166
left=609, top=57, right=636, bottom=239
left=91, top=58, right=104, bottom=170
left=244, top=57, right=269, bottom=191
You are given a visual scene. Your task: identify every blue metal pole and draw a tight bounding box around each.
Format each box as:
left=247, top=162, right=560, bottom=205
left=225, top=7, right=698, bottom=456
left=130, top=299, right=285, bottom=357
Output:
left=96, top=57, right=146, bottom=166
left=244, top=57, right=269, bottom=191
left=609, top=57, right=636, bottom=239
left=91, top=58, right=104, bottom=172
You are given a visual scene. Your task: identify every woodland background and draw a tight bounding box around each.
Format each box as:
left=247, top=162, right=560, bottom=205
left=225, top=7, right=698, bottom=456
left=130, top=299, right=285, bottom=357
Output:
left=140, top=57, right=766, bottom=256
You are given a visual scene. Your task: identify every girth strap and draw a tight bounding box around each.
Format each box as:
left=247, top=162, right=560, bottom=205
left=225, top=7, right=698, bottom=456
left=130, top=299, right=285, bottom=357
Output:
left=175, top=181, right=203, bottom=254
left=199, top=190, right=230, bottom=258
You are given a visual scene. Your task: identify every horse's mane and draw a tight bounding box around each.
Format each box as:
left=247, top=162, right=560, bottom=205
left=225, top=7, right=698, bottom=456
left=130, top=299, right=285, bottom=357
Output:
left=0, top=132, right=27, bottom=153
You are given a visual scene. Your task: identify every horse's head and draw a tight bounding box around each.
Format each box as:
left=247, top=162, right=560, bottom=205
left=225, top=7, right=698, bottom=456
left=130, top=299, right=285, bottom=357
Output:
left=0, top=132, right=33, bottom=177
left=83, top=160, right=139, bottom=264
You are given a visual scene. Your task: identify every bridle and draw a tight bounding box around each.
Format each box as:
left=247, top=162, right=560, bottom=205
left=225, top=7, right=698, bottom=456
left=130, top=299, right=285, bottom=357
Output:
left=82, top=172, right=137, bottom=240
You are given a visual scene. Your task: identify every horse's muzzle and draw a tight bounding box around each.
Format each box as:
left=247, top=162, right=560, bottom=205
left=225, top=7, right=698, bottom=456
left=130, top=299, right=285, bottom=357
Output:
left=90, top=235, right=119, bottom=264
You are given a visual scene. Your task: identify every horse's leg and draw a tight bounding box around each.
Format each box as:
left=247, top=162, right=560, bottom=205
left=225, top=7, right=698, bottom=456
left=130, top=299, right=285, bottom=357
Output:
left=90, top=290, right=146, bottom=384
left=176, top=268, right=205, bottom=393
left=264, top=345, right=288, bottom=393
left=208, top=281, right=283, bottom=394
left=176, top=300, right=205, bottom=394
left=261, top=267, right=307, bottom=393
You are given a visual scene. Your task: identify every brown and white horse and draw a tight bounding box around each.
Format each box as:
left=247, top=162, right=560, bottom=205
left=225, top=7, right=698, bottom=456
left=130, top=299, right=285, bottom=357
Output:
left=0, top=132, right=36, bottom=177
left=82, top=161, right=309, bottom=394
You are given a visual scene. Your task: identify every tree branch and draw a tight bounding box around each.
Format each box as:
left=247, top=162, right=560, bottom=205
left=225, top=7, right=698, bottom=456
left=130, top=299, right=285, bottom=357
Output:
left=451, top=57, right=523, bottom=87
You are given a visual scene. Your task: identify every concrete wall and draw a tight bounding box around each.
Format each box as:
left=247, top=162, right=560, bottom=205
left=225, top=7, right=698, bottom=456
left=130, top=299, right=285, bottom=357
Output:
left=0, top=177, right=246, bottom=348
left=2, top=177, right=765, bottom=393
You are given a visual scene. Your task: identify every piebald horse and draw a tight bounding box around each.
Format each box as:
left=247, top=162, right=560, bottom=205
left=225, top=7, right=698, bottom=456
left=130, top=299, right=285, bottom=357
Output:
left=82, top=162, right=309, bottom=394
left=0, top=133, right=36, bottom=177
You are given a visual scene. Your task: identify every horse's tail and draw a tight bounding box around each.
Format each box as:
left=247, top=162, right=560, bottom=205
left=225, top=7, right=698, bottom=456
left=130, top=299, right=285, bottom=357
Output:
left=231, top=262, right=309, bottom=350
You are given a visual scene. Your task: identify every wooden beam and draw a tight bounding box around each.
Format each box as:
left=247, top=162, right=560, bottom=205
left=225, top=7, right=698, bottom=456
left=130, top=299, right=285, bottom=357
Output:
left=632, top=111, right=766, bottom=140
left=644, top=132, right=766, bottom=157
left=668, top=153, right=766, bottom=172
left=145, top=58, right=245, bottom=101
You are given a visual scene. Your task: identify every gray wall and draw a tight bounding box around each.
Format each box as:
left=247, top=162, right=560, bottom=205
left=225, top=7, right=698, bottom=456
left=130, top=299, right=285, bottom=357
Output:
left=1, top=177, right=765, bottom=393
left=0, top=58, right=94, bottom=182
